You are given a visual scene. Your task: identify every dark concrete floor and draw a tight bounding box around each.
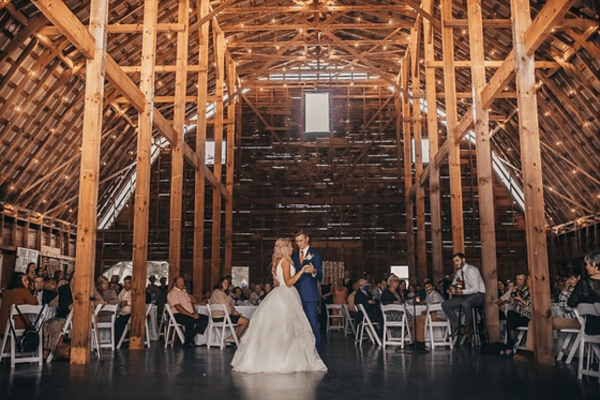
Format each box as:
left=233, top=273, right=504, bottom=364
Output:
left=1, top=331, right=599, bottom=400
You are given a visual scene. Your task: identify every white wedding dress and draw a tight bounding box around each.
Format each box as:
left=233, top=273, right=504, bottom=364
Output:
left=231, top=259, right=327, bottom=373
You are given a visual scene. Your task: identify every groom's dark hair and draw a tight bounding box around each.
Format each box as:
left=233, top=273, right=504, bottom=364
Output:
left=294, top=229, right=309, bottom=238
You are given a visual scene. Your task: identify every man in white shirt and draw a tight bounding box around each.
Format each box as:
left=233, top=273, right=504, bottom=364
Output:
left=442, top=253, right=486, bottom=337
left=114, top=275, right=132, bottom=343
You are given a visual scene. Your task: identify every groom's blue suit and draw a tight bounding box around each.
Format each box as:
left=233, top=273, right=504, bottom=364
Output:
left=293, top=246, right=323, bottom=356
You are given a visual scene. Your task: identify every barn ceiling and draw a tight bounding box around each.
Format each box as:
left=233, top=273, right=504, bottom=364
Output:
left=1, top=0, right=600, bottom=231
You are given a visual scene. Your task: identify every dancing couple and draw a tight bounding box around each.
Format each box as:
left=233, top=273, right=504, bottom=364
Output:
left=231, top=230, right=327, bottom=373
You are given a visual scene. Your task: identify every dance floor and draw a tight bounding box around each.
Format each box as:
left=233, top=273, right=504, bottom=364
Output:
left=1, top=331, right=599, bottom=400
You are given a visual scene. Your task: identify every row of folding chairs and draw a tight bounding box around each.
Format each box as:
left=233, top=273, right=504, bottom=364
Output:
left=0, top=304, right=48, bottom=368
left=160, top=303, right=240, bottom=349
left=350, top=303, right=453, bottom=349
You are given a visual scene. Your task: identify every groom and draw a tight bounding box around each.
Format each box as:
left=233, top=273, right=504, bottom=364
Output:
left=292, top=229, right=323, bottom=356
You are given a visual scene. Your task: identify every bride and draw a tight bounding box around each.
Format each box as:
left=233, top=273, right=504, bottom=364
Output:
left=231, top=238, right=327, bottom=373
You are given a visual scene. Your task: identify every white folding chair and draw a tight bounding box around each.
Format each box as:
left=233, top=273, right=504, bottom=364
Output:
left=556, top=313, right=583, bottom=364
left=117, top=304, right=152, bottom=349
left=163, top=304, right=185, bottom=348
left=356, top=304, right=381, bottom=347
left=575, top=304, right=600, bottom=381
left=424, top=303, right=452, bottom=348
left=1, top=304, right=47, bottom=368
left=342, top=304, right=357, bottom=336
left=513, top=326, right=528, bottom=352
left=326, top=304, right=344, bottom=332
left=380, top=304, right=410, bottom=348
left=207, top=304, right=240, bottom=349
left=92, top=304, right=118, bottom=351
left=46, top=308, right=73, bottom=362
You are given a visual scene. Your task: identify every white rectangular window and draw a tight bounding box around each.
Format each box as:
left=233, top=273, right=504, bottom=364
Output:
left=411, top=138, right=430, bottom=164
left=390, top=265, right=410, bottom=281
left=304, top=92, right=330, bottom=133
left=205, top=141, right=227, bottom=165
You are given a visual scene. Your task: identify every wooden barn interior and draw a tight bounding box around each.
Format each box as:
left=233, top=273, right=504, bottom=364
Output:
left=2, top=0, right=600, bottom=367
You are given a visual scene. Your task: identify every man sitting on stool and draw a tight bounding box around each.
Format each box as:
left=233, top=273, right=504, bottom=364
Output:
left=168, top=276, right=209, bottom=348
left=442, top=253, right=486, bottom=338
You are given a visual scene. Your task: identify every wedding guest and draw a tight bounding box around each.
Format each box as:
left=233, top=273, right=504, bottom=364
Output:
left=53, top=270, right=65, bottom=282
left=371, top=278, right=387, bottom=301
left=93, top=275, right=119, bottom=307
left=381, top=274, right=405, bottom=339
left=567, top=251, right=600, bottom=335
left=258, top=282, right=272, bottom=303
left=355, top=278, right=383, bottom=327
left=32, top=276, right=57, bottom=305
left=505, top=273, right=531, bottom=356
left=249, top=284, right=263, bottom=306
left=114, top=276, right=132, bottom=343
left=210, top=277, right=250, bottom=339
left=552, top=266, right=581, bottom=331
left=347, top=282, right=359, bottom=311
left=331, top=278, right=348, bottom=326
left=42, top=279, right=73, bottom=359
left=167, top=276, right=209, bottom=348
left=406, top=284, right=417, bottom=301
left=25, top=262, right=37, bottom=289
left=343, top=270, right=355, bottom=294
left=110, top=274, right=122, bottom=293
left=413, top=281, right=446, bottom=350
left=0, top=272, right=38, bottom=335
left=398, top=279, right=408, bottom=302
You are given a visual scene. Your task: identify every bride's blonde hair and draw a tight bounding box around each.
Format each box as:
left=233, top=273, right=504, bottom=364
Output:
left=271, top=238, right=293, bottom=272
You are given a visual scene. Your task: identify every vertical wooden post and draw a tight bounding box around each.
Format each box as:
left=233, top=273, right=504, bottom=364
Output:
left=211, top=27, right=225, bottom=287
left=468, top=0, right=499, bottom=343
left=511, top=0, right=554, bottom=365
left=441, top=0, right=465, bottom=254
left=411, top=22, right=427, bottom=280
left=168, top=0, right=189, bottom=284
left=423, top=0, right=443, bottom=284
left=130, top=0, right=158, bottom=350
left=401, top=57, right=415, bottom=277
left=70, top=0, right=109, bottom=364
left=193, top=0, right=209, bottom=299
left=224, top=57, right=236, bottom=276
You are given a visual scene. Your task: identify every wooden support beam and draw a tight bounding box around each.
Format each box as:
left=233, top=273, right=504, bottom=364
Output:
left=211, top=28, right=225, bottom=289
left=168, top=0, right=189, bottom=285
left=130, top=0, right=158, bottom=350
left=468, top=0, right=499, bottom=343
left=441, top=0, right=464, bottom=254
left=224, top=58, right=236, bottom=276
left=411, top=19, right=427, bottom=280
left=511, top=0, right=554, bottom=365
left=69, top=0, right=108, bottom=365
left=423, top=0, right=443, bottom=284
left=38, top=23, right=185, bottom=35
left=401, top=57, right=415, bottom=277
left=193, top=0, right=209, bottom=299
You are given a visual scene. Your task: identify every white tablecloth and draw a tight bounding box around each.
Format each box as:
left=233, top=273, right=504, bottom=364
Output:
left=193, top=305, right=258, bottom=346
left=195, top=305, right=258, bottom=320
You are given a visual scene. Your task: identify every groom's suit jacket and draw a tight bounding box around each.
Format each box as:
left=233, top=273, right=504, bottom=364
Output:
left=292, top=246, right=322, bottom=303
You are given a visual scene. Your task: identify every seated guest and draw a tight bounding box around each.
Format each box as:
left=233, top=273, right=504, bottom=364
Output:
left=398, top=279, right=408, bottom=301
left=442, top=253, right=486, bottom=338
left=231, top=286, right=248, bottom=306
left=382, top=275, right=404, bottom=305
left=93, top=276, right=119, bottom=308
left=110, top=274, right=122, bottom=293
left=42, top=279, right=73, bottom=359
left=114, top=276, right=132, bottom=343
left=371, top=278, right=388, bottom=302
left=343, top=270, right=355, bottom=294
left=347, top=282, right=360, bottom=314
left=331, top=278, right=348, bottom=326
left=167, top=276, right=209, bottom=348
left=505, top=272, right=531, bottom=356
left=210, top=277, right=250, bottom=339
left=406, top=284, right=417, bottom=301
left=147, top=276, right=161, bottom=304
left=414, top=280, right=446, bottom=350
left=354, top=278, right=383, bottom=328
left=0, top=272, right=38, bottom=336
left=32, top=275, right=58, bottom=306
left=552, top=267, right=581, bottom=332
left=258, top=282, right=272, bottom=304
left=567, top=251, right=600, bottom=335
left=381, top=274, right=405, bottom=339
left=25, top=262, right=37, bottom=290
left=249, top=284, right=263, bottom=306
